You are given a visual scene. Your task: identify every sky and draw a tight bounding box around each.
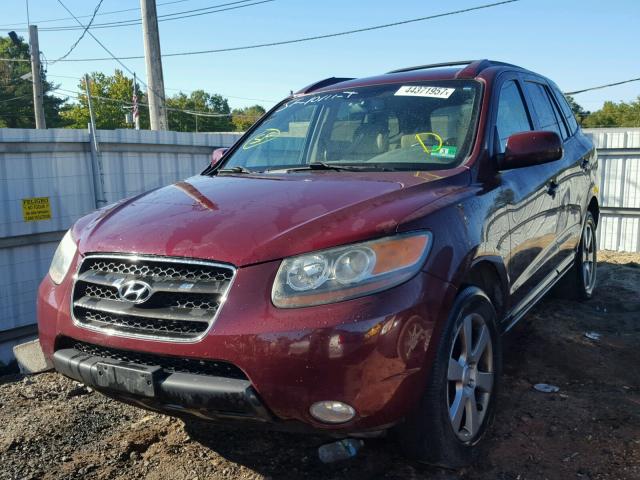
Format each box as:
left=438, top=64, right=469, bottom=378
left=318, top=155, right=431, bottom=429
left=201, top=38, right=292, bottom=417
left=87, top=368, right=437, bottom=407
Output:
left=1, top=0, right=639, bottom=112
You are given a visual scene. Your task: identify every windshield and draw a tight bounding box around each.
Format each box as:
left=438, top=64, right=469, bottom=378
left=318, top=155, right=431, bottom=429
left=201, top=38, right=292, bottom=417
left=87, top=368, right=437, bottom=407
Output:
left=222, top=80, right=481, bottom=172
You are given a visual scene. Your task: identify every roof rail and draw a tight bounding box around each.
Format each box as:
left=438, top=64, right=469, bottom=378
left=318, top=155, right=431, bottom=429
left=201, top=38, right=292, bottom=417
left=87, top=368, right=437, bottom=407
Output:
left=296, top=77, right=355, bottom=95
left=387, top=60, right=475, bottom=74
left=387, top=59, right=523, bottom=78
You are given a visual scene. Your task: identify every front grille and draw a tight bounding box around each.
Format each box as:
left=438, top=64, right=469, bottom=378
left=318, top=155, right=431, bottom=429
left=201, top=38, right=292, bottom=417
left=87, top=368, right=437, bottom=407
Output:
left=79, top=308, right=208, bottom=336
left=89, top=260, right=233, bottom=282
left=68, top=340, right=247, bottom=379
left=84, top=284, right=119, bottom=300
left=72, top=255, right=235, bottom=341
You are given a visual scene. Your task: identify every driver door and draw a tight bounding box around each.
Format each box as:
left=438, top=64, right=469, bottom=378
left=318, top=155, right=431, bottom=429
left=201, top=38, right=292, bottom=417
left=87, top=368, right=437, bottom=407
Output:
left=495, top=75, right=562, bottom=308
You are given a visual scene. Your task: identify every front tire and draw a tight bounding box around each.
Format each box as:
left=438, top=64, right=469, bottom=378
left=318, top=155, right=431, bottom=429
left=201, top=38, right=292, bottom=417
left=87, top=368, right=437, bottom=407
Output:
left=397, top=286, right=502, bottom=468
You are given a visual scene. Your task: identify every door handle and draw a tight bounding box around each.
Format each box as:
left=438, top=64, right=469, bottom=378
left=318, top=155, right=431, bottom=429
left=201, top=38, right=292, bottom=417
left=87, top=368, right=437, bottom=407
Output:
left=547, top=181, right=559, bottom=197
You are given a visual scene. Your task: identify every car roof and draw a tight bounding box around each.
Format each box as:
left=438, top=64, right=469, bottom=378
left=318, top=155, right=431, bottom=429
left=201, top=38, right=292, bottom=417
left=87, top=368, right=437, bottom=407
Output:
left=297, top=59, right=534, bottom=95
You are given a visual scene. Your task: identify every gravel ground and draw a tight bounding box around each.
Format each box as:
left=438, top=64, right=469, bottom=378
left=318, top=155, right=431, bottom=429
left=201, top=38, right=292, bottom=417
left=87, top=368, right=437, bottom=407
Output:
left=1, top=250, right=639, bottom=480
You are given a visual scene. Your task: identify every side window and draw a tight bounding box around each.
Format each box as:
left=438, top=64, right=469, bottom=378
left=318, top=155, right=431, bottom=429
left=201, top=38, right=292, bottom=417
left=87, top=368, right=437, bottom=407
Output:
left=544, top=85, right=569, bottom=139
left=496, top=80, right=533, bottom=153
left=524, top=81, right=563, bottom=139
left=551, top=84, right=579, bottom=134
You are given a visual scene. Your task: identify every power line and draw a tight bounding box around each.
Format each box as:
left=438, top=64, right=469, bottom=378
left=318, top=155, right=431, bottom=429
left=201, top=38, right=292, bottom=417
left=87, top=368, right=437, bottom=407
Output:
left=52, top=87, right=261, bottom=119
left=3, top=65, right=278, bottom=103
left=45, top=0, right=522, bottom=62
left=45, top=73, right=278, bottom=103
left=47, top=1, right=274, bottom=108
left=53, top=0, right=233, bottom=117
left=44, top=0, right=264, bottom=31
left=53, top=0, right=171, bottom=127
left=46, top=72, right=640, bottom=115
left=49, top=0, right=105, bottom=65
left=45, top=73, right=83, bottom=80
left=162, top=86, right=277, bottom=103
left=13, top=0, right=271, bottom=32
left=566, top=77, right=640, bottom=95
left=0, top=75, right=31, bottom=87
left=0, top=0, right=193, bottom=28
left=54, top=0, right=149, bottom=93
left=52, top=87, right=220, bottom=116
left=0, top=94, right=32, bottom=103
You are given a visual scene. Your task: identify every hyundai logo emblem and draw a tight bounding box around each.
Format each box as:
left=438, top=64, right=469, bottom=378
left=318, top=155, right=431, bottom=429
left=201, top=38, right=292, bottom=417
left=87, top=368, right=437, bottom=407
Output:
left=117, top=280, right=153, bottom=304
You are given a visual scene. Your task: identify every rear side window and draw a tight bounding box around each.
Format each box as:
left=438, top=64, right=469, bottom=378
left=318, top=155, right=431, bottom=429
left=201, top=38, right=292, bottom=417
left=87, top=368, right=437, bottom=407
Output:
left=524, top=82, right=564, bottom=139
left=545, top=86, right=569, bottom=140
left=550, top=84, right=579, bottom=134
left=496, top=80, right=532, bottom=153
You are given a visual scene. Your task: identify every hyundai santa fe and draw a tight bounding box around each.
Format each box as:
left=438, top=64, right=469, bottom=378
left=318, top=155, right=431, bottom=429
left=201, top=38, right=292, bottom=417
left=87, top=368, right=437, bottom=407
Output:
left=38, top=59, right=598, bottom=467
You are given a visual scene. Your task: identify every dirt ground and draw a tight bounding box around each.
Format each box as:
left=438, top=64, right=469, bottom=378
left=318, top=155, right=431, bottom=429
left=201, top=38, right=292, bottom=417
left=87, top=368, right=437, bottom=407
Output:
left=1, top=250, right=639, bottom=480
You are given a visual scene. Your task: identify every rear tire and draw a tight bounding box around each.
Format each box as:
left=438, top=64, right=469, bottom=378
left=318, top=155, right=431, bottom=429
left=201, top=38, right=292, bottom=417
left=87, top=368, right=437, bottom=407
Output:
left=397, top=286, right=502, bottom=468
left=555, top=212, right=597, bottom=300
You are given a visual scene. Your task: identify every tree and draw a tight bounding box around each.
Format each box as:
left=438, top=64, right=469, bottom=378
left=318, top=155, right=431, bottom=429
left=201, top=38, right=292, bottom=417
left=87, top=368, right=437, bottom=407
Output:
left=60, top=70, right=150, bottom=129
left=166, top=90, right=233, bottom=132
left=231, top=104, right=266, bottom=131
left=60, top=77, right=236, bottom=132
left=0, top=34, right=66, bottom=128
left=582, top=97, right=640, bottom=128
left=564, top=95, right=590, bottom=125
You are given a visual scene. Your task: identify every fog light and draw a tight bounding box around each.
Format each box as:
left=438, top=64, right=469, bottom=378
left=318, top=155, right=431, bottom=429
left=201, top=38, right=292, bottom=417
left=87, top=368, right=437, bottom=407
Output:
left=309, top=401, right=356, bottom=424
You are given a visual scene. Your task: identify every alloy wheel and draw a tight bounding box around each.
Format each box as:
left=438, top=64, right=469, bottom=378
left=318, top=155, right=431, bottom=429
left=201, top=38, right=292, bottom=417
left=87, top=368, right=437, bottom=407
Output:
left=447, top=313, right=494, bottom=442
left=582, top=222, right=597, bottom=294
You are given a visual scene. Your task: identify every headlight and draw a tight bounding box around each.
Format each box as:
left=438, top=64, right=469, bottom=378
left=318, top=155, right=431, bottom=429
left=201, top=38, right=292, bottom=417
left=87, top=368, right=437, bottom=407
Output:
left=272, top=232, right=431, bottom=308
left=48, top=230, right=77, bottom=284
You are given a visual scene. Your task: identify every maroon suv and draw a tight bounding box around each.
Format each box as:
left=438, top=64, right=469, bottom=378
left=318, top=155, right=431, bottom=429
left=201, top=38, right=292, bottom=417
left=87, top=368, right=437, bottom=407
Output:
left=38, top=60, right=598, bottom=467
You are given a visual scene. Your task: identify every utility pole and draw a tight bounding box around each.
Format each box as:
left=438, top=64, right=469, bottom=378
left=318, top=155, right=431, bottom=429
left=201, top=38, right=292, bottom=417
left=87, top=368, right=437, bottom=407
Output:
left=28, top=25, right=46, bottom=129
left=140, top=0, right=167, bottom=131
left=84, top=74, right=98, bottom=152
left=84, top=74, right=107, bottom=208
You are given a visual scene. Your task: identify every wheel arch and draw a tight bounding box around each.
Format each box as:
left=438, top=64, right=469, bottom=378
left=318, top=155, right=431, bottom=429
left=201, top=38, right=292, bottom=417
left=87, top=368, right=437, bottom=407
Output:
left=587, top=196, right=600, bottom=226
left=458, top=256, right=509, bottom=321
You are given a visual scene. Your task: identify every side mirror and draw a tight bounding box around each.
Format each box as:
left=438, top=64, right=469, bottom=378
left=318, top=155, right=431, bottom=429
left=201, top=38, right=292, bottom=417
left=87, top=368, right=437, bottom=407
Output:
left=500, top=131, right=562, bottom=170
left=211, top=147, right=228, bottom=167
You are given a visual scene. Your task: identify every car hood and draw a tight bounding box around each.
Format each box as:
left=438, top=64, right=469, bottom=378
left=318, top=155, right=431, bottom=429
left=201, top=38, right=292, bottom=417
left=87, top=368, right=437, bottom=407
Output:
left=75, top=170, right=468, bottom=266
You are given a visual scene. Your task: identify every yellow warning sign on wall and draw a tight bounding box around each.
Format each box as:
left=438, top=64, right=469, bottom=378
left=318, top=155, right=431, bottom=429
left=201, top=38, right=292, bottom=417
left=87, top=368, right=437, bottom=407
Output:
left=22, top=197, right=52, bottom=222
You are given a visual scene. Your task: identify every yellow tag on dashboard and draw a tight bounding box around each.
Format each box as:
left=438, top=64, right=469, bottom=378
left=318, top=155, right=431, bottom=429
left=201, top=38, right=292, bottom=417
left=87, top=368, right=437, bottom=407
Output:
left=22, top=197, right=52, bottom=222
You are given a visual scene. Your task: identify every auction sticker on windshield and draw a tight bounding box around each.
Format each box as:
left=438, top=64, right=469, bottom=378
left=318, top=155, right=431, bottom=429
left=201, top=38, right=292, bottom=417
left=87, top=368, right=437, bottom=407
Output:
left=394, top=86, right=455, bottom=99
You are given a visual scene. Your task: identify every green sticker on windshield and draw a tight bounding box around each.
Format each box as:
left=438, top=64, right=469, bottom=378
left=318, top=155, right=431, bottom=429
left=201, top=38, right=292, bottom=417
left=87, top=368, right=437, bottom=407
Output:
left=431, top=145, right=457, bottom=159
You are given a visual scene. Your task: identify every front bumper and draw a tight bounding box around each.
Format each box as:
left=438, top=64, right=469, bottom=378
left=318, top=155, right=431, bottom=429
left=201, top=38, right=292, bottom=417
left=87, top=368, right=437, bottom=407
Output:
left=39, top=256, right=456, bottom=433
left=53, top=346, right=272, bottom=423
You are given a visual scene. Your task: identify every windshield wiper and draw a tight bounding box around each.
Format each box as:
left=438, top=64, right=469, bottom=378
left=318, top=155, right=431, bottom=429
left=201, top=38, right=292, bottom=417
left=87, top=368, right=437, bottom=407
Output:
left=217, top=166, right=254, bottom=174
left=282, top=162, right=376, bottom=172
